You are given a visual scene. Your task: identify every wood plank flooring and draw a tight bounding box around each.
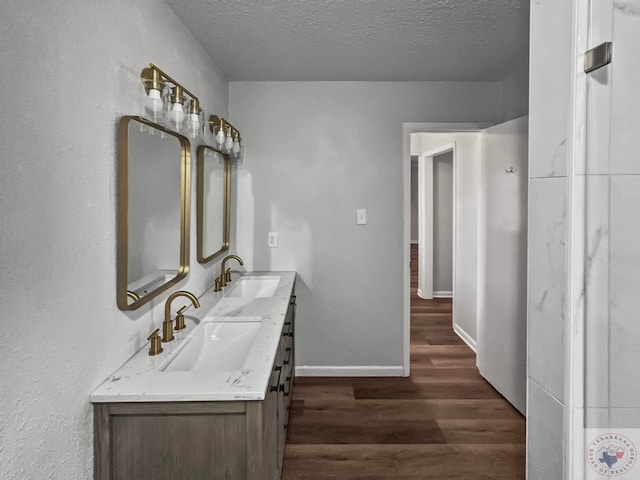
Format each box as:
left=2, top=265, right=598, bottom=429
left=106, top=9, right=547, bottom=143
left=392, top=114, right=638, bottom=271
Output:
left=282, top=245, right=525, bottom=479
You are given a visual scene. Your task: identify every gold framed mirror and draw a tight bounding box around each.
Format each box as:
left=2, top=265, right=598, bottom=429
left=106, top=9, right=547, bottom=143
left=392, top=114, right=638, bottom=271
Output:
left=197, top=145, right=230, bottom=263
left=117, top=116, right=192, bottom=310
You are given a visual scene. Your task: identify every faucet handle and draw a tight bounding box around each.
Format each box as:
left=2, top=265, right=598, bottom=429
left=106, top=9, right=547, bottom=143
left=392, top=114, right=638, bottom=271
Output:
left=174, top=305, right=188, bottom=331
left=225, top=267, right=232, bottom=282
left=214, top=276, right=222, bottom=292
left=147, top=329, right=163, bottom=356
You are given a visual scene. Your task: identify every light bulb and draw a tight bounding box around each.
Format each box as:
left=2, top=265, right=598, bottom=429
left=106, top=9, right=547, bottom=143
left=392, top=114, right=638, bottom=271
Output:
left=145, top=89, right=163, bottom=115
left=232, top=137, right=240, bottom=156
left=168, top=102, right=185, bottom=126
left=215, top=128, right=226, bottom=147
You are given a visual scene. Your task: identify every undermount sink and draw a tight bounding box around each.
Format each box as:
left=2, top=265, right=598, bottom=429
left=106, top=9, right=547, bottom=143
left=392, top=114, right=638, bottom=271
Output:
left=162, top=316, right=262, bottom=373
left=225, top=275, right=280, bottom=298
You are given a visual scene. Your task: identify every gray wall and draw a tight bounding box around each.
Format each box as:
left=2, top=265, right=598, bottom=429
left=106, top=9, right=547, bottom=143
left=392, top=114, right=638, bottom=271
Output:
left=0, top=1, right=228, bottom=478
left=502, top=64, right=530, bottom=122
left=432, top=152, right=454, bottom=294
left=410, top=156, right=419, bottom=243
left=229, top=82, right=503, bottom=373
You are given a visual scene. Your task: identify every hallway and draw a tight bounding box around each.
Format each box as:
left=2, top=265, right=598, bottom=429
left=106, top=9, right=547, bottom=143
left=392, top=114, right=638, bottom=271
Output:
left=281, top=246, right=525, bottom=479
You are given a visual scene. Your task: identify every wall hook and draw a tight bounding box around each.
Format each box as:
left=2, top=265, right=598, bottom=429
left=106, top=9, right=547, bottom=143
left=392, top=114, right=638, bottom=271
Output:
left=505, top=166, right=516, bottom=174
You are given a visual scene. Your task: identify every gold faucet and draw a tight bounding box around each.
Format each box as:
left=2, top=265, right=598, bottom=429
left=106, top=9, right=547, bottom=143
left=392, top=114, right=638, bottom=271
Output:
left=219, top=254, right=244, bottom=287
left=163, top=291, right=200, bottom=342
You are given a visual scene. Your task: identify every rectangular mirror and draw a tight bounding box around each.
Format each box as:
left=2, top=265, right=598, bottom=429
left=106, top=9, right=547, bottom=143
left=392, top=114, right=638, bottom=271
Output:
left=197, top=146, right=230, bottom=263
left=117, top=116, right=192, bottom=310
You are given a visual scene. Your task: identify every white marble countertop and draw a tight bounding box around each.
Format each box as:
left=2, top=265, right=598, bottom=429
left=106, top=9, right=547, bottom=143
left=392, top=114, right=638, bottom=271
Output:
left=90, top=271, right=296, bottom=403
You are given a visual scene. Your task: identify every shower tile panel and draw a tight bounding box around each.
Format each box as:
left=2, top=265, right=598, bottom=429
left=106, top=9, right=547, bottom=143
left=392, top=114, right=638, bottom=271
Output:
left=608, top=175, right=640, bottom=407
left=527, top=178, right=566, bottom=402
left=584, top=175, right=611, bottom=409
left=610, top=4, right=640, bottom=174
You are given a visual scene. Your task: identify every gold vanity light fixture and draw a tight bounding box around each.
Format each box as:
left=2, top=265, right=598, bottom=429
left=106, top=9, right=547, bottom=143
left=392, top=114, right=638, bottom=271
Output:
left=140, top=64, right=204, bottom=139
left=209, top=115, right=244, bottom=162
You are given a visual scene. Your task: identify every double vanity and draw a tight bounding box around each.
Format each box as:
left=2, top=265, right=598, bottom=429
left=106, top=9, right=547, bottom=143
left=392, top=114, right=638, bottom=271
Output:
left=103, top=67, right=292, bottom=479
left=92, top=271, right=296, bottom=480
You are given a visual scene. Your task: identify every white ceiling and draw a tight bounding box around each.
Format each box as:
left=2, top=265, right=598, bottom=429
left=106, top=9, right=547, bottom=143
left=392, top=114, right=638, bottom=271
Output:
left=164, top=0, right=530, bottom=82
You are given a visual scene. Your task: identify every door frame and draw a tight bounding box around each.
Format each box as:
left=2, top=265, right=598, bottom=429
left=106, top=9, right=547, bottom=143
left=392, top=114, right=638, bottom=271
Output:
left=402, top=122, right=490, bottom=377
left=418, top=143, right=456, bottom=301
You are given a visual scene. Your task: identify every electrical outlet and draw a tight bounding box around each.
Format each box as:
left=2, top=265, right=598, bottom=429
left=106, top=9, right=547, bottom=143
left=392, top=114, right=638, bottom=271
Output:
left=268, top=232, right=278, bottom=248
left=356, top=209, right=367, bottom=225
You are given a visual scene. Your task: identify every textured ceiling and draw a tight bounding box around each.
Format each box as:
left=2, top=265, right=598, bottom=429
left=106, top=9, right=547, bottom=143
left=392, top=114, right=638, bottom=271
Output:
left=164, top=0, right=530, bottom=81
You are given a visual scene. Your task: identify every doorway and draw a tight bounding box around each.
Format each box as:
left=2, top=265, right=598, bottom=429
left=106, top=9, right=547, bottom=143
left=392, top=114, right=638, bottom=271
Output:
left=406, top=128, right=486, bottom=365
left=417, top=144, right=455, bottom=302
left=404, top=119, right=529, bottom=414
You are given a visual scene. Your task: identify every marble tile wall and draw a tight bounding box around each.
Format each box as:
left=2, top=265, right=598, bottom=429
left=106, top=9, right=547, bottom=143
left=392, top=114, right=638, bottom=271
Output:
left=584, top=175, right=610, bottom=410
left=608, top=178, right=640, bottom=408
left=531, top=0, right=640, bottom=477
left=528, top=0, right=572, bottom=179
left=609, top=1, right=640, bottom=175
left=583, top=0, right=640, bottom=431
left=528, top=178, right=566, bottom=403
left=527, top=0, right=573, bottom=478
left=527, top=379, right=565, bottom=478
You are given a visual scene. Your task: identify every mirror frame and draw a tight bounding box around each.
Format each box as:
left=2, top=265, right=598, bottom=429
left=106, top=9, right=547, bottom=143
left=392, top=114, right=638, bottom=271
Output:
left=196, top=145, right=231, bottom=264
left=117, top=115, right=192, bottom=311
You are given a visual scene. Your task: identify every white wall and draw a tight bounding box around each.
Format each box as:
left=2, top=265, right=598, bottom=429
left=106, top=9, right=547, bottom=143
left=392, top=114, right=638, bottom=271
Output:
left=416, top=132, right=482, bottom=347
left=432, top=152, right=454, bottom=294
left=230, top=82, right=503, bottom=374
left=0, top=1, right=228, bottom=478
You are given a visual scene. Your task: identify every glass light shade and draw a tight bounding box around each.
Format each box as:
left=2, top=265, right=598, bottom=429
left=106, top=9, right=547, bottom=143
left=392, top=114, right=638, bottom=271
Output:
left=223, top=132, right=234, bottom=153
left=187, top=111, right=203, bottom=139
left=215, top=128, right=226, bottom=149
left=232, top=138, right=241, bottom=156
left=186, top=99, right=204, bottom=139
left=140, top=67, right=166, bottom=124
left=143, top=88, right=165, bottom=123
left=167, top=101, right=186, bottom=131
left=231, top=140, right=244, bottom=165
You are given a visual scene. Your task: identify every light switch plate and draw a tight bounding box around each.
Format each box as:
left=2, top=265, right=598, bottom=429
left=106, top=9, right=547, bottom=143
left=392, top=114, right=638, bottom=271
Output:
left=356, top=209, right=367, bottom=225
left=268, top=232, right=278, bottom=248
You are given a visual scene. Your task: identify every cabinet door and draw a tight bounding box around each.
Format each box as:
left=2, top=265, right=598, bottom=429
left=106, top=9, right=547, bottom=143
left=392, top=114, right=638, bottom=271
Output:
left=262, top=377, right=279, bottom=479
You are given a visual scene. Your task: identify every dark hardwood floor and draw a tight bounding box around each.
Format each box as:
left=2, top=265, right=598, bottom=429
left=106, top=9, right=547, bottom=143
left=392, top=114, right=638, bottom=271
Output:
left=282, top=245, right=525, bottom=479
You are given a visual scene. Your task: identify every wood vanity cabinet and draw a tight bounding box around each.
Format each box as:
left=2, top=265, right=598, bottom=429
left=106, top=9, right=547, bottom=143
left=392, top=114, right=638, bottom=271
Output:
left=93, top=291, right=296, bottom=480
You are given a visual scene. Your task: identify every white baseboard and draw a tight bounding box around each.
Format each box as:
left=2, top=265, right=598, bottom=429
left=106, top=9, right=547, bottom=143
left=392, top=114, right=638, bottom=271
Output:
left=295, top=366, right=404, bottom=377
left=433, top=291, right=453, bottom=298
left=453, top=323, right=477, bottom=353
left=417, top=288, right=432, bottom=300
